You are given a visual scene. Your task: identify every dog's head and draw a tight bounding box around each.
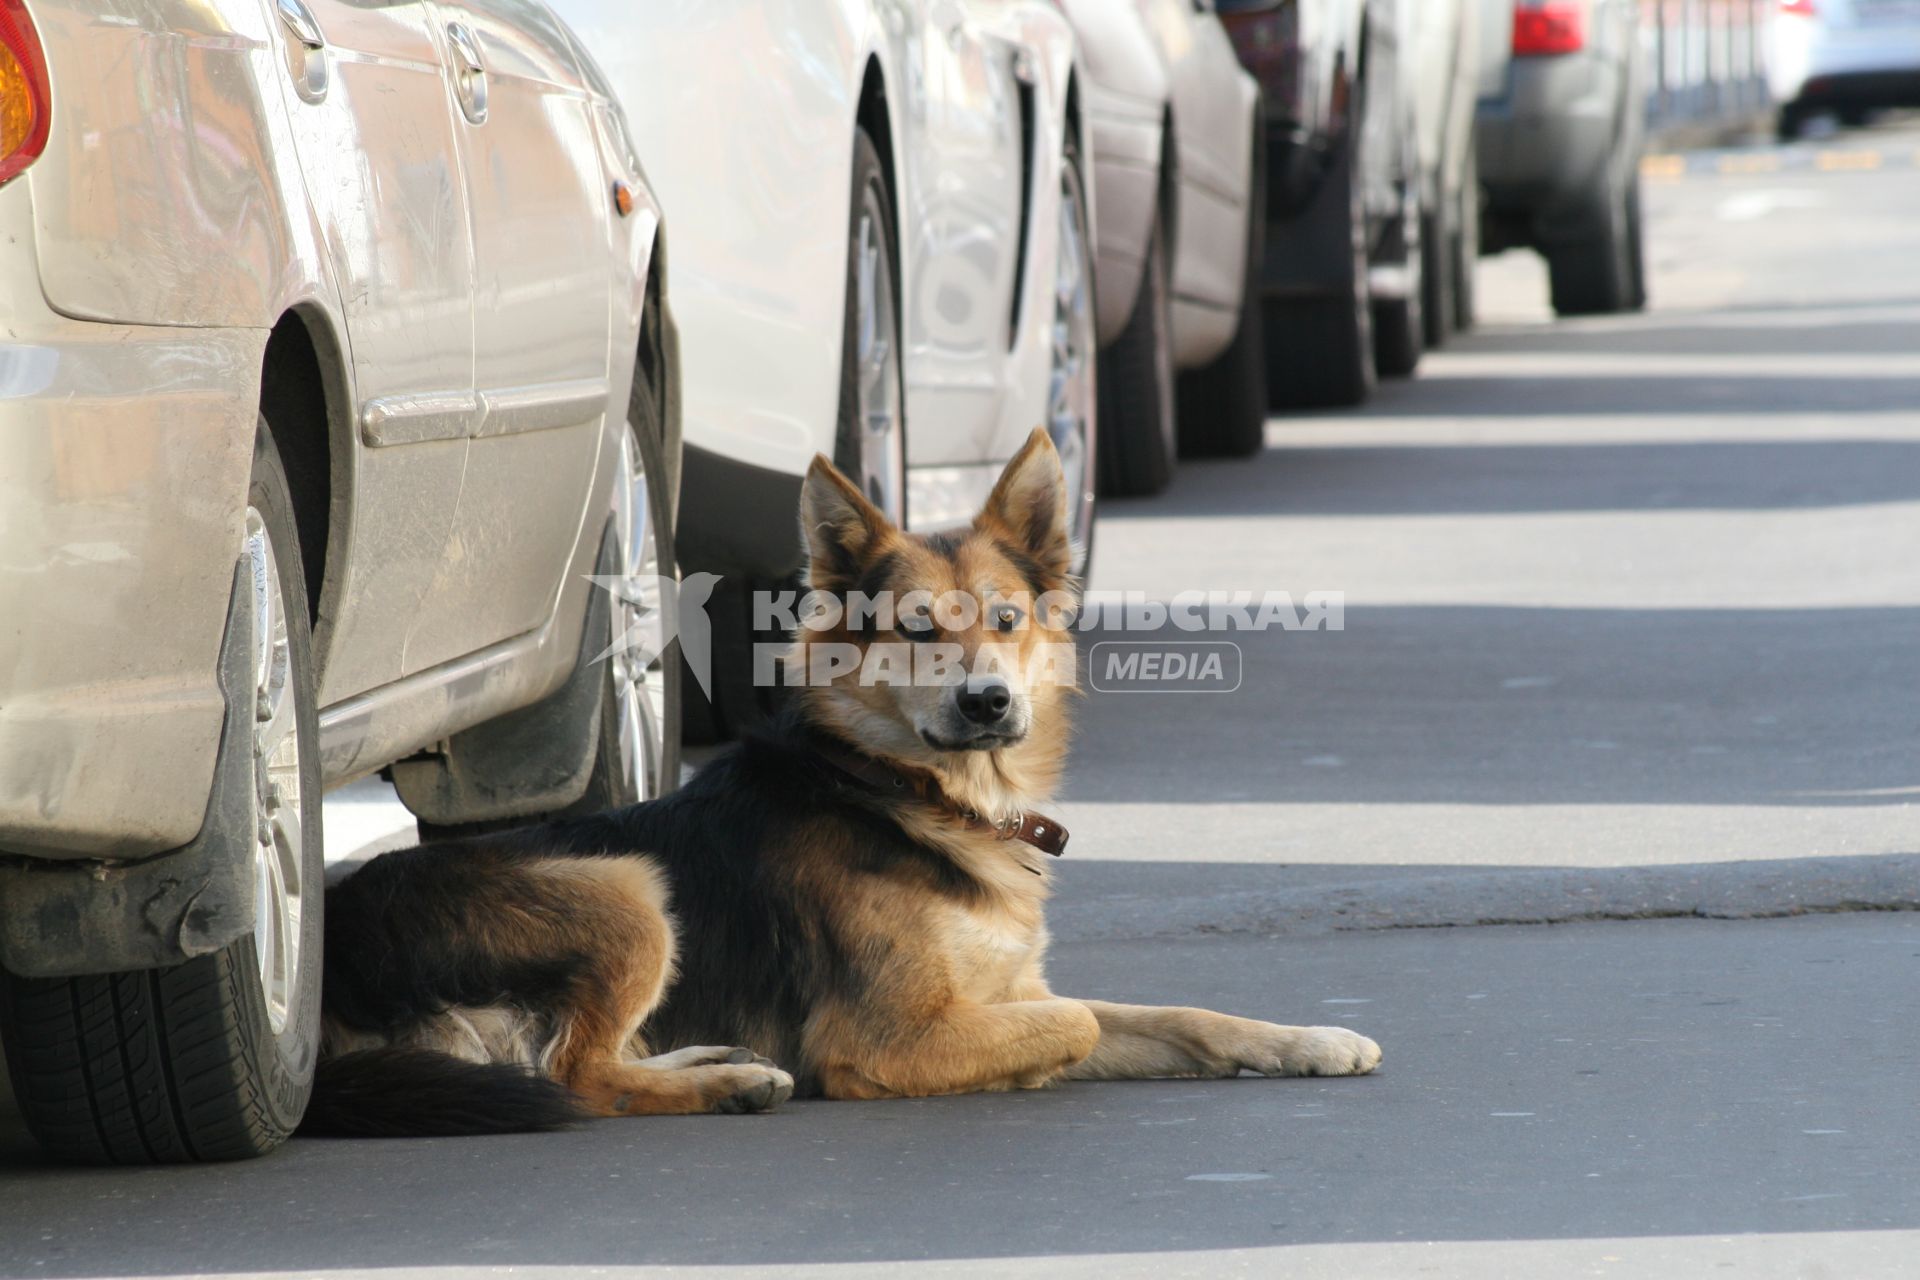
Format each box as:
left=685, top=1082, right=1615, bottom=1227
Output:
left=792, top=428, right=1079, bottom=771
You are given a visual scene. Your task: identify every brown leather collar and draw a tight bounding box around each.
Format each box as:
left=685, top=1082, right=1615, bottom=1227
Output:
left=816, top=743, right=1069, bottom=858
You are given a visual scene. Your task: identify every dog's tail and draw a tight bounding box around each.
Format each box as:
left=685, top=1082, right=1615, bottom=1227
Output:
left=298, top=1048, right=586, bottom=1138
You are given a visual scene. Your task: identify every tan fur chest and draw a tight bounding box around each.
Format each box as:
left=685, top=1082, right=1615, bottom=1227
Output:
left=936, top=898, right=1048, bottom=1004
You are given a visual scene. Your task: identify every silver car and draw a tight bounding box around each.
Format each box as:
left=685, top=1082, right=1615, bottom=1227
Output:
left=0, top=0, right=676, bottom=1161
left=1475, top=0, right=1648, bottom=315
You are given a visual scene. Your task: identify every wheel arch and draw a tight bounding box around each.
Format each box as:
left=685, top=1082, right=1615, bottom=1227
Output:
left=856, top=56, right=903, bottom=258
left=257, top=306, right=350, bottom=646
left=636, top=219, right=683, bottom=530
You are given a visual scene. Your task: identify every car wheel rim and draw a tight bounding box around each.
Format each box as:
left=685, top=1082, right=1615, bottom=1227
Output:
left=1051, top=159, right=1097, bottom=562
left=244, top=507, right=303, bottom=1036
left=611, top=423, right=669, bottom=802
left=855, top=184, right=905, bottom=525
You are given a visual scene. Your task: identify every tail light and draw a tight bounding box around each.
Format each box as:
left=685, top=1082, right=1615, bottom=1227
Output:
left=0, top=0, right=49, bottom=186
left=1512, top=2, right=1587, bottom=56
left=1779, top=0, right=1818, bottom=14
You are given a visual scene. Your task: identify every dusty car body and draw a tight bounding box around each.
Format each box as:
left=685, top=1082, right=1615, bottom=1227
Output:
left=0, top=0, right=673, bottom=1161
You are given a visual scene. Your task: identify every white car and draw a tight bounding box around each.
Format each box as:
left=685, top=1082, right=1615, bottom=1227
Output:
left=0, top=0, right=677, bottom=1161
left=1060, top=0, right=1264, bottom=494
left=1772, top=0, right=1920, bottom=138
left=1407, top=0, right=1482, bottom=342
left=550, top=1, right=1098, bottom=730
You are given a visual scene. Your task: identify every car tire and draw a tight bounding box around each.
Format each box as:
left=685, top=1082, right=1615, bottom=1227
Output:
left=1420, top=201, right=1453, bottom=350
left=568, top=342, right=682, bottom=813
left=1053, top=120, right=1100, bottom=571
left=835, top=126, right=907, bottom=525
left=0, top=419, right=324, bottom=1163
left=1452, top=148, right=1480, bottom=332
left=1373, top=183, right=1424, bottom=378
left=1547, top=164, right=1646, bottom=317
left=1177, top=125, right=1268, bottom=461
left=1624, top=176, right=1648, bottom=312
left=1264, top=84, right=1375, bottom=410
left=1777, top=103, right=1807, bottom=142
left=1095, top=200, right=1176, bottom=498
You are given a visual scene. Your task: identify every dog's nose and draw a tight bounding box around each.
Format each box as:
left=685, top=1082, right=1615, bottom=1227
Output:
left=956, top=675, right=1012, bottom=726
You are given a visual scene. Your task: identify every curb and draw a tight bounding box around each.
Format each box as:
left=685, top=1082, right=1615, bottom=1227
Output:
left=1049, top=853, right=1920, bottom=943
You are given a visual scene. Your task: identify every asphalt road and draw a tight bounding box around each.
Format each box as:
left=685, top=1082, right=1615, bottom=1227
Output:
left=5, top=123, right=1920, bottom=1278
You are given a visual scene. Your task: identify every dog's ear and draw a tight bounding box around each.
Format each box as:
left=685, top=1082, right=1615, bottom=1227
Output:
left=799, top=454, right=893, bottom=591
left=978, top=428, right=1071, bottom=583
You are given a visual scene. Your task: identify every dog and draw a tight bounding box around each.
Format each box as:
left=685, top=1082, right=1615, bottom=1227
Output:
left=305, top=429, right=1380, bottom=1135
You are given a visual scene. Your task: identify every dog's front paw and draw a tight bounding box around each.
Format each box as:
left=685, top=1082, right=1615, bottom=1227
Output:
left=1245, top=1025, right=1382, bottom=1078
left=706, top=1063, right=797, bottom=1114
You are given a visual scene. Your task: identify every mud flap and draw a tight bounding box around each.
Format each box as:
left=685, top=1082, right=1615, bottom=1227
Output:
left=389, top=520, right=616, bottom=826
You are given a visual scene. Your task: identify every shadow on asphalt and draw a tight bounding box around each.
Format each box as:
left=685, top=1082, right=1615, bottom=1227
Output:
left=1453, top=297, right=1920, bottom=357
left=1135, top=439, right=1920, bottom=516
left=1068, top=606, right=1920, bottom=808
left=1352, top=374, right=1920, bottom=417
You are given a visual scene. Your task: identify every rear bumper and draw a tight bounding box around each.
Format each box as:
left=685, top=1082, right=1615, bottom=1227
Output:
left=1782, top=67, right=1920, bottom=111
left=0, top=186, right=260, bottom=861
left=1475, top=54, right=1619, bottom=217
left=0, top=563, right=259, bottom=978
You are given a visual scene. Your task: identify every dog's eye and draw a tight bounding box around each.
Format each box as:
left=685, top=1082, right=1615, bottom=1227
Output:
left=898, top=613, right=940, bottom=642
left=993, top=605, right=1024, bottom=633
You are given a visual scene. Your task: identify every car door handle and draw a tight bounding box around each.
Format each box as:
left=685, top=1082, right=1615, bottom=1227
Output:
left=274, top=0, right=328, bottom=101
left=446, top=21, right=488, bottom=125
left=275, top=0, right=324, bottom=48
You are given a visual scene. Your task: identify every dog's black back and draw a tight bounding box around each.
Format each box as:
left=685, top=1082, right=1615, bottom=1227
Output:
left=321, top=712, right=990, bottom=1098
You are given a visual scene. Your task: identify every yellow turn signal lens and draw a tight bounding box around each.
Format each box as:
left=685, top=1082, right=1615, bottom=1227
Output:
left=0, top=42, right=32, bottom=159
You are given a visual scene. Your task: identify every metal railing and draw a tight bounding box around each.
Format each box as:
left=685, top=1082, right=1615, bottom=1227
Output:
left=1646, top=0, right=1774, bottom=132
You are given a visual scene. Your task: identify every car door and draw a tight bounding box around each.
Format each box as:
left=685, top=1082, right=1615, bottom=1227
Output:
left=264, top=0, right=476, bottom=705
left=402, top=0, right=614, bottom=671
left=900, top=0, right=1029, bottom=466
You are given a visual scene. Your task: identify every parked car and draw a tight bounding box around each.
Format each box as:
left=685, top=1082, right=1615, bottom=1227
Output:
left=1409, top=0, right=1483, bottom=343
left=549, top=2, right=1097, bottom=731
left=1474, top=0, right=1648, bottom=315
left=1772, top=0, right=1920, bottom=139
left=1061, top=0, right=1265, bottom=494
left=1219, top=0, right=1428, bottom=409
left=0, top=0, right=676, bottom=1162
